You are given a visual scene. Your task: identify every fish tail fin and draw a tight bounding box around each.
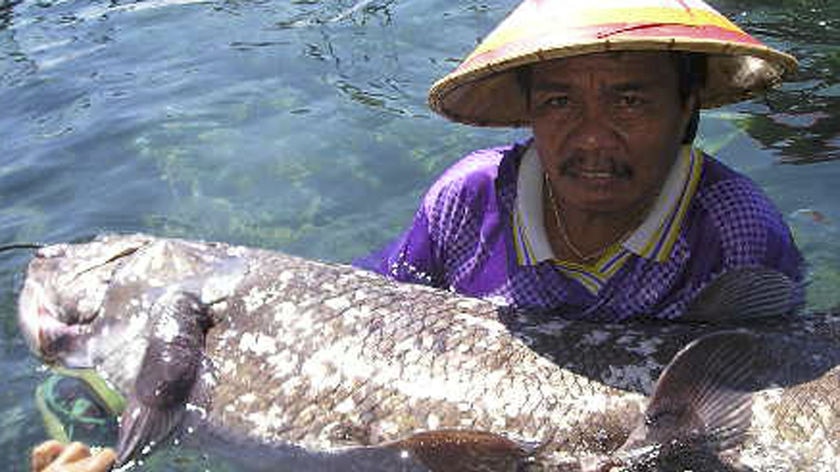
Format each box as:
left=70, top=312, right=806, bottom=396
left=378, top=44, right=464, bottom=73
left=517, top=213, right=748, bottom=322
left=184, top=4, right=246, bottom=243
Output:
left=622, top=331, right=758, bottom=462
left=684, top=267, right=803, bottom=322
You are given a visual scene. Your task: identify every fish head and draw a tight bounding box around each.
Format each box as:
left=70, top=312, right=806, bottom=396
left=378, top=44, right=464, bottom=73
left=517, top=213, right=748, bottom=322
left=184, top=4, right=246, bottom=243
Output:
left=17, top=234, right=158, bottom=366
left=19, top=233, right=249, bottom=369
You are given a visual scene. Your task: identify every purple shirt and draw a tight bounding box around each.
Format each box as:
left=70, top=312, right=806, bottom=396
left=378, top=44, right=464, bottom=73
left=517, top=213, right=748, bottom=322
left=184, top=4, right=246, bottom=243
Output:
left=355, top=140, right=804, bottom=320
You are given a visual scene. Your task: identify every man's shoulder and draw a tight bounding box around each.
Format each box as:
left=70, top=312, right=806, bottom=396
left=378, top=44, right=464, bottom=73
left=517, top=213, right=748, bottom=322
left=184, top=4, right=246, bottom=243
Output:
left=692, top=153, right=792, bottom=246
left=697, top=153, right=753, bottom=184
left=438, top=142, right=521, bottom=181
left=695, top=154, right=780, bottom=216
left=425, top=141, right=525, bottom=202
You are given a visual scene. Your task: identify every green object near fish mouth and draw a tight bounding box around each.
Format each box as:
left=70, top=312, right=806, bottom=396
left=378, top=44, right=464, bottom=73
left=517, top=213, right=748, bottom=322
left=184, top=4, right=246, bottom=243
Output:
left=35, top=367, right=125, bottom=447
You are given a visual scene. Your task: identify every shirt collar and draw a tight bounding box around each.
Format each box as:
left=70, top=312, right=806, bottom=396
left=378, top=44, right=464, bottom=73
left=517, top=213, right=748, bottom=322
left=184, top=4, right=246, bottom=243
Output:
left=513, top=144, right=702, bottom=266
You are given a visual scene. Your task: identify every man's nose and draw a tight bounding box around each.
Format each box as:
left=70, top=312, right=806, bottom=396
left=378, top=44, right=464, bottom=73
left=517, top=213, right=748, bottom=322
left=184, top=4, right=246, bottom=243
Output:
left=569, top=104, right=619, bottom=151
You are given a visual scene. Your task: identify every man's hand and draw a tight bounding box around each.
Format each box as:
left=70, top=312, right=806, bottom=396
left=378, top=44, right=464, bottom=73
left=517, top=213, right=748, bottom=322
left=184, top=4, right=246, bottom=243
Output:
left=31, top=440, right=116, bottom=472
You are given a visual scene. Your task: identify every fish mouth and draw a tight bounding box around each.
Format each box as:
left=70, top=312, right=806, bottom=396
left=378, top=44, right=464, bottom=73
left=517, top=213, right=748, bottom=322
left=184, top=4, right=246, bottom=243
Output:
left=17, top=235, right=154, bottom=365
left=17, top=275, right=93, bottom=366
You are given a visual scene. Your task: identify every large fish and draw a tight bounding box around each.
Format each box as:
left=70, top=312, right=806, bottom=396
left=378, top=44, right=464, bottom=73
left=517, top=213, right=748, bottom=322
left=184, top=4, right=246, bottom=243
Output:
left=16, top=233, right=840, bottom=471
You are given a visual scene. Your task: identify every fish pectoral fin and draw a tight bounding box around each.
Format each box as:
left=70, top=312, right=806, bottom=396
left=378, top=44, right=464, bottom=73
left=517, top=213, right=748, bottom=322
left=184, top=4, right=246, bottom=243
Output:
left=115, top=396, right=187, bottom=465
left=624, top=331, right=758, bottom=454
left=134, top=290, right=208, bottom=411
left=683, top=267, right=801, bottom=322
left=115, top=291, right=209, bottom=465
left=385, top=429, right=534, bottom=472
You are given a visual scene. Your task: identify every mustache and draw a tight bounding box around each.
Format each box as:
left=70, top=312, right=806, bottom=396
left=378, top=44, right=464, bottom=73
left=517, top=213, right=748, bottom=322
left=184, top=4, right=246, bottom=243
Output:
left=557, top=156, right=633, bottom=179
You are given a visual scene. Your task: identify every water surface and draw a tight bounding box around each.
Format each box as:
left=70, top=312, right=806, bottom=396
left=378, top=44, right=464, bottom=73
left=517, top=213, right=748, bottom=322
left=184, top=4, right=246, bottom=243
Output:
left=0, top=0, right=837, bottom=469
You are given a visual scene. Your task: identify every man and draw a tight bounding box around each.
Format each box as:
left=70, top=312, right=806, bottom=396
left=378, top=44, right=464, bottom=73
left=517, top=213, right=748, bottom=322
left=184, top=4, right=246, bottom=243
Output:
left=31, top=0, right=805, bottom=470
left=357, top=0, right=804, bottom=320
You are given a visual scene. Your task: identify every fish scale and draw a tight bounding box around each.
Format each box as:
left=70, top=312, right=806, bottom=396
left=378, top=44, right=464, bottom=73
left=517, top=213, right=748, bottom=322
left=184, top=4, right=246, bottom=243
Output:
left=204, top=251, right=636, bottom=456
left=16, top=234, right=840, bottom=471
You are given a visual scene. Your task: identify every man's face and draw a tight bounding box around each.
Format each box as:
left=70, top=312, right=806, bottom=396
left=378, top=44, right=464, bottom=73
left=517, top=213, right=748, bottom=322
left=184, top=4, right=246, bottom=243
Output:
left=529, top=52, right=694, bottom=215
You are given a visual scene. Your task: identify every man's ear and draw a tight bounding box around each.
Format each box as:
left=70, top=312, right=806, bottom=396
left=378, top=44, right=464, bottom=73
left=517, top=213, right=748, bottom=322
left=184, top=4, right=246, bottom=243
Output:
left=681, top=92, right=701, bottom=144
left=516, top=66, right=533, bottom=115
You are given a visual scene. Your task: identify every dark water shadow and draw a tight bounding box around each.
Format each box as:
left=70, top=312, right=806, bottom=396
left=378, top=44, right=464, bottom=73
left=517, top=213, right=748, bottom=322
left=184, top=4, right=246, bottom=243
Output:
left=719, top=0, right=840, bottom=164
left=0, top=1, right=21, bottom=31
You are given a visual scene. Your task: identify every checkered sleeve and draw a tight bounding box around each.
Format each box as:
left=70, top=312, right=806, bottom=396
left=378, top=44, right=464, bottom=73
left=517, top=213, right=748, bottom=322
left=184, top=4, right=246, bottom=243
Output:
left=697, top=177, right=804, bottom=283
left=353, top=148, right=505, bottom=290
left=351, top=202, right=446, bottom=287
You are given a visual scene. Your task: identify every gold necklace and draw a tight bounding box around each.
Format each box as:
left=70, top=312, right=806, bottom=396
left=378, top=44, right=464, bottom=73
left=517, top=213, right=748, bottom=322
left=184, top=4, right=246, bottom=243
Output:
left=544, top=174, right=632, bottom=263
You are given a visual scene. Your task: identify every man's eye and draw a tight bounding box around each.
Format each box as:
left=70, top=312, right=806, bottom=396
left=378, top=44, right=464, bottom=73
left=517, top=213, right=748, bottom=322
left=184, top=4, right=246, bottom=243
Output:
left=544, top=96, right=569, bottom=108
left=619, top=94, right=644, bottom=108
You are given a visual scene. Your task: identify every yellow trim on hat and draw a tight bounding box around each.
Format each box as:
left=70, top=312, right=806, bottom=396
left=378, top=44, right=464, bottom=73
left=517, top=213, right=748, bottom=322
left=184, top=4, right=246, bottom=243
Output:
left=470, top=7, right=744, bottom=61
left=428, top=0, right=797, bottom=125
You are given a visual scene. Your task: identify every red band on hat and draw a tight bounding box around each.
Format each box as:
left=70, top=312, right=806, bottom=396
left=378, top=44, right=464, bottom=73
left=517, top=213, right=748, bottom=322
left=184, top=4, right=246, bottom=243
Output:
left=456, top=22, right=763, bottom=75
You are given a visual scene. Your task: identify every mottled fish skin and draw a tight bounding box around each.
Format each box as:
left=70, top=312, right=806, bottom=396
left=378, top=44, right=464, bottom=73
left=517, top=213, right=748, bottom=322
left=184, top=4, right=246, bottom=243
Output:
left=16, top=234, right=840, bottom=471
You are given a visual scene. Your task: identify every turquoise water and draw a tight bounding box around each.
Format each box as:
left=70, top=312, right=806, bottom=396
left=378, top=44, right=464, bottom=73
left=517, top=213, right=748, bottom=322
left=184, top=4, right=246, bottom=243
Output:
left=0, top=0, right=837, bottom=470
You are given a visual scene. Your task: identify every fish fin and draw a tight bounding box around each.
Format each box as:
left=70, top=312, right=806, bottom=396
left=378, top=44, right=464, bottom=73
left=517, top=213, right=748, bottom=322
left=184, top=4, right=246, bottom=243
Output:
left=683, top=267, right=801, bottom=322
left=115, top=397, right=186, bottom=465
left=384, top=429, right=534, bottom=472
left=623, top=331, right=758, bottom=455
left=115, top=291, right=209, bottom=465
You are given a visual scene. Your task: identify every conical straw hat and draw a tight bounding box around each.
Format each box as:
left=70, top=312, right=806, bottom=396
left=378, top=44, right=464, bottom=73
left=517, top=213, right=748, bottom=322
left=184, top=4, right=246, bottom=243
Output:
left=428, top=0, right=797, bottom=127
